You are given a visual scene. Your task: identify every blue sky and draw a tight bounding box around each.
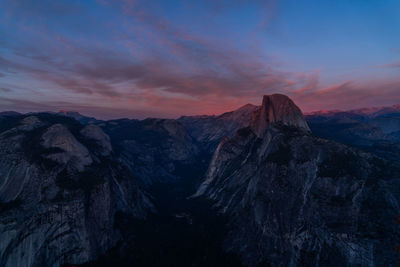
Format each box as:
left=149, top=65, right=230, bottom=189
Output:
left=0, top=0, right=399, bottom=118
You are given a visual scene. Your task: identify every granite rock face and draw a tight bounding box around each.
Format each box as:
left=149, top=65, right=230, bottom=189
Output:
left=0, top=114, right=151, bottom=267
left=42, top=124, right=93, bottom=171
left=80, top=124, right=112, bottom=156
left=196, top=95, right=400, bottom=266
left=250, top=94, right=310, bottom=136
left=100, top=118, right=201, bottom=187
left=1, top=97, right=400, bottom=267
left=178, top=103, right=258, bottom=153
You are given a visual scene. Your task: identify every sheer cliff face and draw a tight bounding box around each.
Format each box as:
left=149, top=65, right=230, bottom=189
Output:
left=0, top=114, right=151, bottom=267
left=250, top=94, right=310, bottom=137
left=196, top=95, right=400, bottom=266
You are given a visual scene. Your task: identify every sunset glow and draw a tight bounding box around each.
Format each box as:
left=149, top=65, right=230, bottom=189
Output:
left=0, top=0, right=399, bottom=118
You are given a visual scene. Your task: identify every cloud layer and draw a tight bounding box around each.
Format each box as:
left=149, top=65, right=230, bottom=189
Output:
left=0, top=0, right=399, bottom=118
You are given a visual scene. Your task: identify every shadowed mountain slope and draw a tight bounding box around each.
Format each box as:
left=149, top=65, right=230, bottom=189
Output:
left=0, top=114, right=152, bottom=267
left=195, top=95, right=400, bottom=266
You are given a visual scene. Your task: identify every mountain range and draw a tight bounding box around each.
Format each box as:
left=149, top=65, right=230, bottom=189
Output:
left=0, top=95, right=399, bottom=266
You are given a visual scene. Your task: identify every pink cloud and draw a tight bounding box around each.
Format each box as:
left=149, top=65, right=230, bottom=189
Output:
left=1, top=0, right=399, bottom=119
left=291, top=80, right=400, bottom=112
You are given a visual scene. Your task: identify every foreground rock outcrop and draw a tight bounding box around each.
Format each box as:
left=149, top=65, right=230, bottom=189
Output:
left=0, top=114, right=152, bottom=267
left=195, top=94, right=400, bottom=266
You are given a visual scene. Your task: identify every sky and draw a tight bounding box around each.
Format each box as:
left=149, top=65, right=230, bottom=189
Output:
left=0, top=0, right=400, bottom=119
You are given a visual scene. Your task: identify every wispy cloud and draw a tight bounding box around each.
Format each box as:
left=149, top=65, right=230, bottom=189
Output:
left=292, top=80, right=400, bottom=112
left=0, top=0, right=399, bottom=118
left=0, top=0, right=312, bottom=116
left=380, top=59, right=400, bottom=69
left=0, top=87, right=11, bottom=93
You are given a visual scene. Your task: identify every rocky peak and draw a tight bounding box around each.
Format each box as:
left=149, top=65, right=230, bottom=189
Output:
left=42, top=124, right=92, bottom=171
left=58, top=110, right=100, bottom=125
left=250, top=94, right=310, bottom=136
left=0, top=115, right=152, bottom=267
left=18, top=116, right=43, bottom=131
left=220, top=103, right=259, bottom=122
left=80, top=124, right=112, bottom=155
left=233, top=103, right=258, bottom=113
